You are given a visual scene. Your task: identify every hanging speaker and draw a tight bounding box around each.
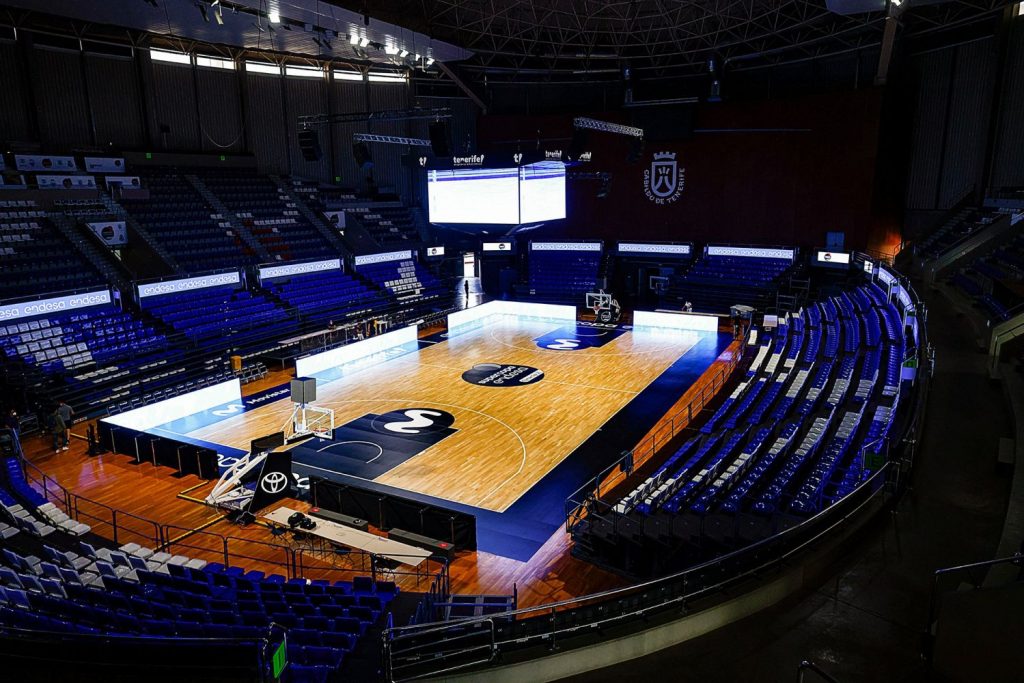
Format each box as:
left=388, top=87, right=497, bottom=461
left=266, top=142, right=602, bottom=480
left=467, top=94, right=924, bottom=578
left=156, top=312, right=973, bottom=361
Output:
left=567, top=128, right=588, bottom=161
left=428, top=122, right=450, bottom=157
left=298, top=129, right=322, bottom=162
left=352, top=142, right=373, bottom=170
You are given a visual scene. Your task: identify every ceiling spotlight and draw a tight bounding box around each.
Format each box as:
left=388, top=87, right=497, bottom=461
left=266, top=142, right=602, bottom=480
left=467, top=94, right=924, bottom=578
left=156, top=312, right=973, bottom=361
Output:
left=414, top=53, right=420, bottom=61
left=214, top=5, right=223, bottom=24
left=426, top=57, right=434, bottom=67
left=210, top=0, right=219, bottom=5
left=269, top=9, right=280, bottom=23
left=385, top=46, right=399, bottom=55
left=349, top=34, right=359, bottom=45
left=359, top=37, right=369, bottom=47
left=399, top=49, right=408, bottom=58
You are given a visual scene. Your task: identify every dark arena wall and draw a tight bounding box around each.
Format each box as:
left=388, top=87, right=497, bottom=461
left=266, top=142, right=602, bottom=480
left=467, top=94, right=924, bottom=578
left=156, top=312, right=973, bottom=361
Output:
left=478, top=89, right=884, bottom=251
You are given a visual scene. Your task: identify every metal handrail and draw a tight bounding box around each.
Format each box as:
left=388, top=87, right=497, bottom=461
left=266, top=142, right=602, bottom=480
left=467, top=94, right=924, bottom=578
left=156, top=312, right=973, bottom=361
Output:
left=797, top=660, right=841, bottom=683
left=923, top=553, right=1024, bottom=664
left=384, top=466, right=892, bottom=681
left=389, top=462, right=891, bottom=636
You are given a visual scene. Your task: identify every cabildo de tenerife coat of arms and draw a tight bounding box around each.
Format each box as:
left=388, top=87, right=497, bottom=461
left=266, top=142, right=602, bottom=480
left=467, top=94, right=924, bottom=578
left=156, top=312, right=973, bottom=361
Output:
left=643, top=151, right=685, bottom=204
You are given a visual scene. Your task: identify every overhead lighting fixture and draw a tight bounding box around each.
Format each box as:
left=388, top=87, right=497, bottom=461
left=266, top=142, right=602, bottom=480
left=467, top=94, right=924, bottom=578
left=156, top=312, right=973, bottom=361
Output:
left=210, top=0, right=218, bottom=4
left=426, top=57, right=434, bottom=67
left=385, top=46, right=399, bottom=55
left=399, top=49, right=408, bottom=58
left=349, top=34, right=359, bottom=45
left=269, top=9, right=280, bottom=23
left=414, top=53, right=420, bottom=61
left=214, top=5, right=223, bottom=25
left=359, top=37, right=369, bottom=48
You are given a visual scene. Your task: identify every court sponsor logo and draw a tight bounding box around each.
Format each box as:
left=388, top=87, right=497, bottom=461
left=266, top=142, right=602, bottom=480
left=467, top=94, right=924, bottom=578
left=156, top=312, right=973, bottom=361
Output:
left=372, top=408, right=456, bottom=435
left=212, top=403, right=244, bottom=416
left=260, top=471, right=289, bottom=494
left=535, top=324, right=627, bottom=351
left=462, top=363, right=545, bottom=387
left=643, top=151, right=685, bottom=205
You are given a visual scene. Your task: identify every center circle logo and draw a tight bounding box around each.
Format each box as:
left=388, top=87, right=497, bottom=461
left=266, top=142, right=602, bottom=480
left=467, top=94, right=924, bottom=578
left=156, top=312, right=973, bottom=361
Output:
left=462, top=363, right=545, bottom=388
left=260, top=471, right=288, bottom=494
left=371, top=408, right=456, bottom=435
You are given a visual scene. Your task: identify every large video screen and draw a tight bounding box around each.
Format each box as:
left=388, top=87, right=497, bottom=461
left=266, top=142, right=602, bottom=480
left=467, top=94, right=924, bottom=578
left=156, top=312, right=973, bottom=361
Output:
left=427, top=167, right=520, bottom=224
left=519, top=162, right=566, bottom=223
left=426, top=162, right=566, bottom=224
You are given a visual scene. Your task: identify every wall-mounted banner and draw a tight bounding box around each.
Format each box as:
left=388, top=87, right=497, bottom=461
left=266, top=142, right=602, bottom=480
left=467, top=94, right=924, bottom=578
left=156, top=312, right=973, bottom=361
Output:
left=137, top=271, right=240, bottom=299
left=0, top=289, right=111, bottom=323
left=618, top=242, right=691, bottom=257
left=105, top=176, right=142, bottom=190
left=84, top=157, right=126, bottom=173
left=531, top=241, right=602, bottom=252
left=37, top=175, right=97, bottom=190
left=353, top=250, right=413, bottom=267
left=482, top=241, right=513, bottom=252
left=258, top=259, right=341, bottom=282
left=15, top=155, right=77, bottom=172
left=323, top=210, right=347, bottom=229
left=707, top=245, right=795, bottom=261
left=86, top=221, right=128, bottom=247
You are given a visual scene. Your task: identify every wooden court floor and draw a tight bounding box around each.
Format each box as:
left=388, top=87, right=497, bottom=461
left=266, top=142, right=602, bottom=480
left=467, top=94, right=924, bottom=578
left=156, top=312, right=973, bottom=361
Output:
left=186, top=317, right=703, bottom=512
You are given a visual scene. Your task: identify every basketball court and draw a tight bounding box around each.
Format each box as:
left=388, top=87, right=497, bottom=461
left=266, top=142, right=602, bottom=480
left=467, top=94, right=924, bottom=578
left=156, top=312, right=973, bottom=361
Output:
left=118, top=304, right=732, bottom=559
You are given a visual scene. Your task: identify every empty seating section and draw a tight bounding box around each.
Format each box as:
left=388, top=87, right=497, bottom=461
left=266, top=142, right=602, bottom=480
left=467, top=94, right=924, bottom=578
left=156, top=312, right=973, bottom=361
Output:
left=268, top=270, right=390, bottom=325
left=916, top=207, right=1004, bottom=261
left=199, top=170, right=334, bottom=261
left=581, top=282, right=911, bottom=567
left=120, top=170, right=256, bottom=272
left=345, top=204, right=421, bottom=246
left=664, top=253, right=792, bottom=312
left=948, top=231, right=1024, bottom=323
left=0, top=518, right=399, bottom=682
left=0, top=304, right=167, bottom=375
left=357, top=260, right=447, bottom=305
left=0, top=201, right=103, bottom=299
left=525, top=249, right=601, bottom=303
left=141, top=286, right=296, bottom=353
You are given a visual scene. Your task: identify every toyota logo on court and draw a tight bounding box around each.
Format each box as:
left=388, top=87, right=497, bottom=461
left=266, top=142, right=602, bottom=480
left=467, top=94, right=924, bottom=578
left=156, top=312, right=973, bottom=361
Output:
left=260, top=471, right=288, bottom=494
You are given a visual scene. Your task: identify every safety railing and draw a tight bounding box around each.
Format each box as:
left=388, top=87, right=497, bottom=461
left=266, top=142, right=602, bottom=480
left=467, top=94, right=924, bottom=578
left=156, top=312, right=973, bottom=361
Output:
left=11, top=451, right=449, bottom=590
left=923, top=553, right=1024, bottom=666
left=384, top=462, right=895, bottom=682
left=565, top=337, right=746, bottom=533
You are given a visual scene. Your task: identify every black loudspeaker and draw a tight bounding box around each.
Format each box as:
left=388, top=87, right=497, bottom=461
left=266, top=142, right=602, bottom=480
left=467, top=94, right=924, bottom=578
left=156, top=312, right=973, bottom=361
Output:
left=298, top=129, right=322, bottom=161
left=352, top=142, right=373, bottom=170
left=567, top=128, right=588, bottom=161
left=428, top=122, right=450, bottom=157
left=627, top=136, right=645, bottom=164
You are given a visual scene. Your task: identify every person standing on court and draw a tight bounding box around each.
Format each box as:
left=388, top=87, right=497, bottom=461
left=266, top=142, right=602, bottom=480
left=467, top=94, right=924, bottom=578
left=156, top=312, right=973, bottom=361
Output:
left=464, top=280, right=470, bottom=300
left=51, top=406, right=67, bottom=453
left=56, top=400, right=73, bottom=451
